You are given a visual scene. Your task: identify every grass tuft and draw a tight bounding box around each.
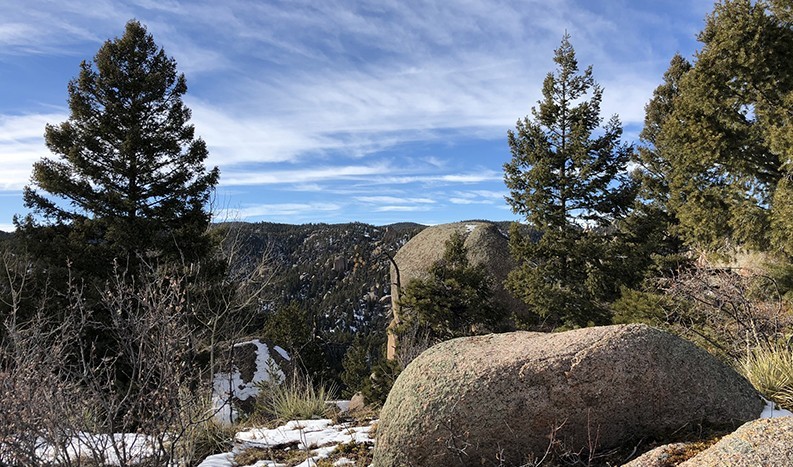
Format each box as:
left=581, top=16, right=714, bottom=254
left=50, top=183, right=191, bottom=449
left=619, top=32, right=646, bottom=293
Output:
left=254, top=372, right=338, bottom=422
left=739, top=342, right=793, bottom=410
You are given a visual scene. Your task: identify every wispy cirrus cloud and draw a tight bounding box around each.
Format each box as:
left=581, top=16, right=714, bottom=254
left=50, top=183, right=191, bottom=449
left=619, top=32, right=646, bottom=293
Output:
left=225, top=202, right=342, bottom=220
left=356, top=196, right=436, bottom=205
left=0, top=0, right=713, bottom=226
left=375, top=205, right=434, bottom=213
left=220, top=164, right=391, bottom=186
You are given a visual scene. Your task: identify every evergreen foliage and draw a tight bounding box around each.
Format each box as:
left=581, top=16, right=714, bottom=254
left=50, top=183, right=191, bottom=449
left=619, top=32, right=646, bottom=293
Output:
left=619, top=54, right=694, bottom=282
left=229, top=221, right=423, bottom=389
left=634, top=54, right=693, bottom=209
left=397, top=231, right=508, bottom=341
left=262, top=302, right=326, bottom=378
left=503, top=35, right=634, bottom=327
left=15, top=20, right=219, bottom=275
left=649, top=0, right=793, bottom=254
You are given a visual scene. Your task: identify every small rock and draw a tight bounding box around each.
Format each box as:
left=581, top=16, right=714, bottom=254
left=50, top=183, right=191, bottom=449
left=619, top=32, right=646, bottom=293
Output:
left=348, top=392, right=366, bottom=413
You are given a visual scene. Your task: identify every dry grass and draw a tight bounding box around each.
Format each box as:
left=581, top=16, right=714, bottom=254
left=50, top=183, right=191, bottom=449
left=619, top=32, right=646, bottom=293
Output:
left=315, top=440, right=373, bottom=466
left=739, top=342, right=793, bottom=410
left=234, top=445, right=308, bottom=465
left=254, top=373, right=338, bottom=423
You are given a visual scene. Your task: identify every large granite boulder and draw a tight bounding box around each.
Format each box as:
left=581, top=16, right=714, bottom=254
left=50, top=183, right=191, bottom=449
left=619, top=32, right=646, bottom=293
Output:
left=681, top=416, right=793, bottom=466
left=373, top=324, right=763, bottom=466
left=386, top=221, right=524, bottom=359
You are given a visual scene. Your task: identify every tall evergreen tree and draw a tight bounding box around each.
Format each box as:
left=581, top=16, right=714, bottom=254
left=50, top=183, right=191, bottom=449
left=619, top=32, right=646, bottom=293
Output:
left=655, top=0, right=793, bottom=254
left=15, top=20, right=219, bottom=275
left=634, top=54, right=692, bottom=209
left=503, top=35, right=634, bottom=327
left=617, top=54, right=694, bottom=278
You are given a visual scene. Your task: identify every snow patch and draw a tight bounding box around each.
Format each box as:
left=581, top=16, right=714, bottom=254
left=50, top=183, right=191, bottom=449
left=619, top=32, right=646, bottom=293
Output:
left=198, top=418, right=376, bottom=467
left=31, top=432, right=162, bottom=466
left=195, top=453, right=235, bottom=467
left=274, top=345, right=290, bottom=361
left=760, top=398, right=793, bottom=418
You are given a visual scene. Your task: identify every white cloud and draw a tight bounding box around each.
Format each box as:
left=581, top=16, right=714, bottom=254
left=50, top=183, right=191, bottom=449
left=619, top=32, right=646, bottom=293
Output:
left=4, top=1, right=704, bottom=172
left=355, top=196, right=436, bottom=204
left=220, top=202, right=342, bottom=220
left=360, top=172, right=503, bottom=187
left=449, top=189, right=507, bottom=204
left=0, top=113, right=66, bottom=190
left=0, top=0, right=713, bottom=226
left=375, top=205, right=433, bottom=212
left=449, top=198, right=476, bottom=205
left=220, top=164, right=389, bottom=186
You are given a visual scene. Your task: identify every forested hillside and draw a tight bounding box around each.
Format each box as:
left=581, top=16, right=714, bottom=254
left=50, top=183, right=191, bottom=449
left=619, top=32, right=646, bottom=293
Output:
left=219, top=221, right=426, bottom=382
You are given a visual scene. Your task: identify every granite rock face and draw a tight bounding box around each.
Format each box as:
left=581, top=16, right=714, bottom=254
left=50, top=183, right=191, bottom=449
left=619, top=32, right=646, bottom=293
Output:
left=373, top=324, right=763, bottom=466
left=386, top=221, right=523, bottom=359
left=681, top=416, right=793, bottom=466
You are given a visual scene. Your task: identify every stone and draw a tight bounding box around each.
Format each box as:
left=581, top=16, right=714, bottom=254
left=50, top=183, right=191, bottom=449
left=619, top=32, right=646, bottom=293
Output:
left=373, top=324, right=763, bottom=466
left=623, top=443, right=697, bottom=467
left=348, top=392, right=367, bottom=413
left=386, top=221, right=524, bottom=359
left=681, top=416, right=793, bottom=466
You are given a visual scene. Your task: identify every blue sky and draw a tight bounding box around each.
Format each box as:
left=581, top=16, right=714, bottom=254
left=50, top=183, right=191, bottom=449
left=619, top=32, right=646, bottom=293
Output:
left=0, top=0, right=712, bottom=230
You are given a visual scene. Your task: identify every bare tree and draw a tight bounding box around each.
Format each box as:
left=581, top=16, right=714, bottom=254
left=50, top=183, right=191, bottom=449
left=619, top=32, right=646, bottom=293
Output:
left=0, top=249, right=229, bottom=466
left=658, top=263, right=790, bottom=361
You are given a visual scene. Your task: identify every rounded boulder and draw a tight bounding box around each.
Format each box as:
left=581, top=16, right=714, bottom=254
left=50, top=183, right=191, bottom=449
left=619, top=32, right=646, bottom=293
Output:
left=373, top=324, right=763, bottom=466
left=386, top=221, right=525, bottom=359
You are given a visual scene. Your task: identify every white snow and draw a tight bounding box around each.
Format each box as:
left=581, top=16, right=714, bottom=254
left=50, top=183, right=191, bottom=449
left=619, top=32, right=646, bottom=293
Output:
left=196, top=418, right=375, bottom=467
left=29, top=432, right=165, bottom=466
left=333, top=400, right=351, bottom=413
left=760, top=398, right=793, bottom=418
left=193, top=452, right=235, bottom=467
left=274, top=345, right=290, bottom=361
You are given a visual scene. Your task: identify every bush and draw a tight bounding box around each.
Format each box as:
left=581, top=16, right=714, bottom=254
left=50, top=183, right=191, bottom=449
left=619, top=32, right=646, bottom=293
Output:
left=179, top=418, right=237, bottom=464
left=361, top=359, right=402, bottom=408
left=740, top=341, right=793, bottom=410
left=254, top=373, right=337, bottom=422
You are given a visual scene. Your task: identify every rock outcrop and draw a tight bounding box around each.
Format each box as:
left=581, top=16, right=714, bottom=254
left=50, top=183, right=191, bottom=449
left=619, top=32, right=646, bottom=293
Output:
left=386, top=221, right=523, bottom=359
left=680, top=416, right=793, bottom=466
left=212, top=339, right=291, bottom=424
left=373, top=324, right=762, bottom=466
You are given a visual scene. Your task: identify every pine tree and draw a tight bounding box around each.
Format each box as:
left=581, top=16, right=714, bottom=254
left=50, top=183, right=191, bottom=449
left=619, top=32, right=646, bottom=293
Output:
left=634, top=54, right=692, bottom=208
left=617, top=55, right=693, bottom=279
left=16, top=20, right=219, bottom=275
left=503, top=35, right=634, bottom=327
left=398, top=231, right=508, bottom=342
left=656, top=0, right=793, bottom=254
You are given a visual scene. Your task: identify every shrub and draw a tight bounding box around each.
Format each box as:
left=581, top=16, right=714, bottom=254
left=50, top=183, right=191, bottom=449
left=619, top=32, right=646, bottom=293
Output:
left=178, top=417, right=237, bottom=464
left=255, top=373, right=337, bottom=422
left=739, top=342, right=793, bottom=410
